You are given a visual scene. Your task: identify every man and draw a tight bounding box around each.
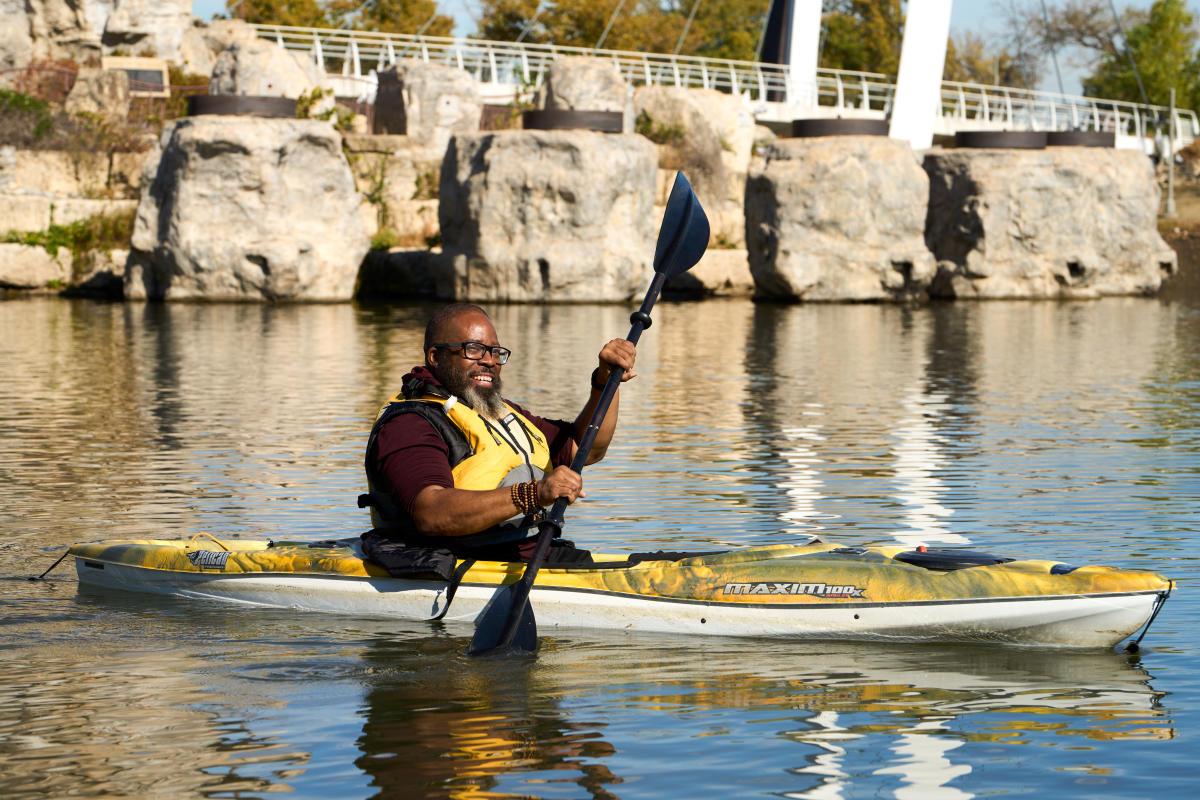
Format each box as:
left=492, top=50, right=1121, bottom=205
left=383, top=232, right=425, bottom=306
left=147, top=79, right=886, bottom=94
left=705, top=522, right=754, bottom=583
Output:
left=361, top=304, right=636, bottom=565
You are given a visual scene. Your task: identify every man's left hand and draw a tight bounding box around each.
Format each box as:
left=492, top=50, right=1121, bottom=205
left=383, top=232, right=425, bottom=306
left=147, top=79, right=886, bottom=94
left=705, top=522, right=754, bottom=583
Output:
left=596, top=339, right=637, bottom=384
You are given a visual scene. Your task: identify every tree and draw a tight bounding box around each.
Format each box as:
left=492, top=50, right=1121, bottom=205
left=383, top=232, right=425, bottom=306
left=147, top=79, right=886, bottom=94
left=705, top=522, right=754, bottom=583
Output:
left=820, top=0, right=904, bottom=75
left=1082, top=0, right=1199, bottom=108
left=677, top=0, right=770, bottom=61
left=473, top=0, right=768, bottom=62
left=230, top=0, right=454, bottom=35
left=943, top=29, right=1039, bottom=89
left=229, top=0, right=330, bottom=27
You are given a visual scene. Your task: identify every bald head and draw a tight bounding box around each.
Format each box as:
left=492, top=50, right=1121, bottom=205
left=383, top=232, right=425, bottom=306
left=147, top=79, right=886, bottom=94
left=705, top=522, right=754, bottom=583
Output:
left=424, top=304, right=492, bottom=354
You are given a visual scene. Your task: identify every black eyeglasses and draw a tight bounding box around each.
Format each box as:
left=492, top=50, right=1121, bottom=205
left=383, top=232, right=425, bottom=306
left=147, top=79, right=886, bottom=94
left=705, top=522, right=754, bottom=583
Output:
left=434, top=341, right=512, bottom=364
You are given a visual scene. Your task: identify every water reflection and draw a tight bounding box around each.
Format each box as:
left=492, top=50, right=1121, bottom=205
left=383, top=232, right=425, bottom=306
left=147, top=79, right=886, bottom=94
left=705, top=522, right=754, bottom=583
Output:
left=1, top=294, right=1197, bottom=799
left=356, top=637, right=621, bottom=799
left=530, top=634, right=1169, bottom=799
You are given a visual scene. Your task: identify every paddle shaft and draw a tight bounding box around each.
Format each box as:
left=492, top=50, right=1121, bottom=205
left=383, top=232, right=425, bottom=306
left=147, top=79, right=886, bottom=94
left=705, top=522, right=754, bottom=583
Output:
left=489, top=272, right=668, bottom=646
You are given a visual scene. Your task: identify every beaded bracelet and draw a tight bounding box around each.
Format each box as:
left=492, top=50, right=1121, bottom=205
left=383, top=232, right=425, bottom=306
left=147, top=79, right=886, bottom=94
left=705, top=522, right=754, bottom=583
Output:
left=510, top=481, right=541, bottom=515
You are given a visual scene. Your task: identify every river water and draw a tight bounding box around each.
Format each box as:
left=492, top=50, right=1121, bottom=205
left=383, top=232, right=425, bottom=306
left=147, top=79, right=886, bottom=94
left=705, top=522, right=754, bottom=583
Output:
left=1, top=289, right=1198, bottom=798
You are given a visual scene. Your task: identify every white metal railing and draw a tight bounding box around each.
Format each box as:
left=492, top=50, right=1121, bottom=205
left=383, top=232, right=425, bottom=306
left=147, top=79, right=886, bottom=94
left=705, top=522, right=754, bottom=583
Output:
left=938, top=80, right=1199, bottom=147
left=251, top=24, right=1197, bottom=147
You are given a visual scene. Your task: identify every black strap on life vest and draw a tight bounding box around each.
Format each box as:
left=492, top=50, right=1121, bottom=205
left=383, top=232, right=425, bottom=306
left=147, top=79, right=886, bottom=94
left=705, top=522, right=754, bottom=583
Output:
left=358, top=377, right=551, bottom=550
left=359, top=385, right=474, bottom=522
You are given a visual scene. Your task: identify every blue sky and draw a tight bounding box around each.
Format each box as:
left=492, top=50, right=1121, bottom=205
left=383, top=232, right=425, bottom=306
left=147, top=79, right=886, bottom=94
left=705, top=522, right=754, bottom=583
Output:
left=191, top=1, right=1200, bottom=95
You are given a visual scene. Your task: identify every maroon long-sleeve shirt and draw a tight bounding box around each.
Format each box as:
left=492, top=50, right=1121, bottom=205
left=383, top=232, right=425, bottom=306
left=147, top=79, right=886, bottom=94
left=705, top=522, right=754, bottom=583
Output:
left=371, top=368, right=578, bottom=519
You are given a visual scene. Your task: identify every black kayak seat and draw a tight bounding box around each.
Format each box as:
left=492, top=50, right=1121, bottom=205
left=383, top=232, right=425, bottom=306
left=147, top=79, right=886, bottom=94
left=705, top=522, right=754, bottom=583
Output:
left=894, top=548, right=1015, bottom=571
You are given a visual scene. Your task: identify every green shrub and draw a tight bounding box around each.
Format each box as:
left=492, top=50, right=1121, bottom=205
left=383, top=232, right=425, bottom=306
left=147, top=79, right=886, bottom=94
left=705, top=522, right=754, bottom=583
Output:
left=635, top=110, right=685, bottom=145
left=4, top=209, right=136, bottom=270
left=370, top=229, right=400, bottom=251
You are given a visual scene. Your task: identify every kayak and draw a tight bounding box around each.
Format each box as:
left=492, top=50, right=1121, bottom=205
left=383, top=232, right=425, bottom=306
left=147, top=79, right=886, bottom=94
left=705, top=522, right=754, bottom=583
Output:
left=68, top=535, right=1171, bottom=649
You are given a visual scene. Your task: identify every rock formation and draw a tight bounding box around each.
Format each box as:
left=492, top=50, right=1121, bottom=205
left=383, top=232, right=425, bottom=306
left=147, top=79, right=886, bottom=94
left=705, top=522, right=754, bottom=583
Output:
left=439, top=130, right=657, bottom=302
left=924, top=147, right=1178, bottom=298
left=1, top=1, right=193, bottom=73
left=634, top=85, right=756, bottom=246
left=0, top=242, right=71, bottom=289
left=126, top=116, right=368, bottom=302
left=537, top=57, right=632, bottom=132
left=63, top=66, right=129, bottom=119
left=209, top=38, right=326, bottom=99
left=745, top=136, right=936, bottom=301
left=0, top=0, right=99, bottom=70
left=372, top=60, right=481, bottom=152
left=178, top=18, right=259, bottom=78
left=100, top=0, right=191, bottom=61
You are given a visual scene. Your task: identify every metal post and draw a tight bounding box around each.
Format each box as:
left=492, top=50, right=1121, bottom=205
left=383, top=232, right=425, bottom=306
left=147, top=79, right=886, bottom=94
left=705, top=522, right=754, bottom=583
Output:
left=1167, top=87, right=1177, bottom=216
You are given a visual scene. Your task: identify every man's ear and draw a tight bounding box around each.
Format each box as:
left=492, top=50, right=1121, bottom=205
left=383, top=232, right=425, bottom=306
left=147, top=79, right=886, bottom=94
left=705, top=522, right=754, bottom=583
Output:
left=425, top=346, right=439, bottom=368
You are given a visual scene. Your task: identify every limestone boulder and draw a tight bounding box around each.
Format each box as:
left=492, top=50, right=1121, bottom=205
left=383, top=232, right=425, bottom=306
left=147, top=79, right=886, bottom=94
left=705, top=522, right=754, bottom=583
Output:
left=178, top=18, right=258, bottom=78
left=439, top=130, right=657, bottom=302
left=210, top=38, right=326, bottom=99
left=373, top=61, right=481, bottom=151
left=746, top=137, right=936, bottom=301
left=101, top=0, right=191, bottom=63
left=924, top=148, right=1177, bottom=298
left=126, top=116, right=369, bottom=302
left=0, top=242, right=70, bottom=289
left=538, top=57, right=627, bottom=112
left=64, top=66, right=130, bottom=119
left=635, top=86, right=756, bottom=245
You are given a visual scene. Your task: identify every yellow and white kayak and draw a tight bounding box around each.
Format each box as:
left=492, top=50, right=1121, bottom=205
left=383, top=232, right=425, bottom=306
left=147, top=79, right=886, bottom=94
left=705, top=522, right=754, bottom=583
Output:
left=68, top=535, right=1172, bottom=649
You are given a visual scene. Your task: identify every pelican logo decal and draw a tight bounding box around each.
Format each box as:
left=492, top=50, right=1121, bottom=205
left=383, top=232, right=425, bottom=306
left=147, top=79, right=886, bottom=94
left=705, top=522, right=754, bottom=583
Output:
left=187, top=550, right=230, bottom=571
left=723, top=582, right=865, bottom=599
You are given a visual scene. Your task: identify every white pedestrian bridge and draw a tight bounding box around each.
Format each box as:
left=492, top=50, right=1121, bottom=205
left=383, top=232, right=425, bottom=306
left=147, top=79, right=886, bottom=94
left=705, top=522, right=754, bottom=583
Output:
left=252, top=24, right=1198, bottom=154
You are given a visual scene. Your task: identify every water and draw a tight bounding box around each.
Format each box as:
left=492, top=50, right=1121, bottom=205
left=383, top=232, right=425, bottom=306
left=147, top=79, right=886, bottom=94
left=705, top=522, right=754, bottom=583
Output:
left=1, top=293, right=1198, bottom=798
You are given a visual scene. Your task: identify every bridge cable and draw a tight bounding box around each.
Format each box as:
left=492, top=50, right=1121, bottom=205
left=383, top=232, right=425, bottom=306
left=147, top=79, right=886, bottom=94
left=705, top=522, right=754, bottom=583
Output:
left=595, top=0, right=630, bottom=50
left=415, top=12, right=440, bottom=37
left=516, top=2, right=546, bottom=44
left=674, top=0, right=704, bottom=55
left=1038, top=0, right=1065, bottom=96
left=1106, top=0, right=1150, bottom=106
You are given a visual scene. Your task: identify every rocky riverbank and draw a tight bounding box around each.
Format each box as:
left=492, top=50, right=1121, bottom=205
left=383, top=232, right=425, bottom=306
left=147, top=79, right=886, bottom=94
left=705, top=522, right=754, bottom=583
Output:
left=1, top=10, right=1193, bottom=304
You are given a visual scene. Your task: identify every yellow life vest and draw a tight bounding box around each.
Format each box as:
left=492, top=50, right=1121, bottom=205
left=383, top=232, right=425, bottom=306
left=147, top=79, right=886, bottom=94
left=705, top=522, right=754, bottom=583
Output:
left=387, top=389, right=553, bottom=491
left=362, top=383, right=555, bottom=542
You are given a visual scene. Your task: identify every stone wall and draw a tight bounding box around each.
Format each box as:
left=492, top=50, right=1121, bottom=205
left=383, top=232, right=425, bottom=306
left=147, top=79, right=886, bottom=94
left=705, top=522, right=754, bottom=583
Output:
left=343, top=133, right=443, bottom=248
left=0, top=145, right=148, bottom=293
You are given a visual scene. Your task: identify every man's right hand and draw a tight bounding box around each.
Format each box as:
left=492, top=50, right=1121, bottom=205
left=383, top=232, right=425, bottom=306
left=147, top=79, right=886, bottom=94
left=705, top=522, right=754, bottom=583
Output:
left=537, top=465, right=585, bottom=506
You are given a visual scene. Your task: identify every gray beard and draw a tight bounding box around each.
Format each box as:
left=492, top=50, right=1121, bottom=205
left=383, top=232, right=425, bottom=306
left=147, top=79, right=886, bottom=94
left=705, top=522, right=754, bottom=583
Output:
left=439, top=362, right=506, bottom=420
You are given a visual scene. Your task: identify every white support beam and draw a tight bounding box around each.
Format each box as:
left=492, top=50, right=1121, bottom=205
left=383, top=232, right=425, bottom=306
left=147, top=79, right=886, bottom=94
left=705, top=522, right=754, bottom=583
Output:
left=889, top=0, right=953, bottom=150
left=785, top=0, right=822, bottom=109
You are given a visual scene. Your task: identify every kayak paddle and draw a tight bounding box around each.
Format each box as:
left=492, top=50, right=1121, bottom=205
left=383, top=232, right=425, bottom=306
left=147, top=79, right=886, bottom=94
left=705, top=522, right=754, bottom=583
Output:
left=467, top=171, right=711, bottom=656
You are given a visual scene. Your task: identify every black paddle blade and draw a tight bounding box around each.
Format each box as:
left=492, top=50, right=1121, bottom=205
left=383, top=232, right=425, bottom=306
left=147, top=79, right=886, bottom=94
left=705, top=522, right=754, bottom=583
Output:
left=467, top=580, right=538, bottom=655
left=653, top=172, right=710, bottom=277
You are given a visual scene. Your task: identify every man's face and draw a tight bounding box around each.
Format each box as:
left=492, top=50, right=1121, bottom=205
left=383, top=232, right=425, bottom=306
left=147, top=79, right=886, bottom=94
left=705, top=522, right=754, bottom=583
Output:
left=427, top=311, right=506, bottom=418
